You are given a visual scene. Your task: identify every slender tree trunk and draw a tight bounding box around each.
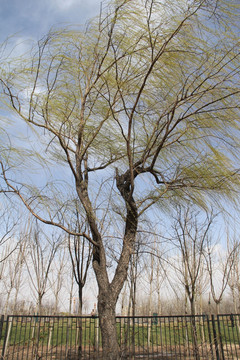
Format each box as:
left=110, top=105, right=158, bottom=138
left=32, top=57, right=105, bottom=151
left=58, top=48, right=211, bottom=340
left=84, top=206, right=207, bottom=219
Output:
left=216, top=301, right=220, bottom=315
left=149, top=252, right=154, bottom=316
left=190, top=298, right=195, bottom=317
left=68, top=270, right=74, bottom=314
left=77, top=285, right=83, bottom=357
left=38, top=294, right=43, bottom=316
left=3, top=290, right=11, bottom=315
left=78, top=285, right=83, bottom=315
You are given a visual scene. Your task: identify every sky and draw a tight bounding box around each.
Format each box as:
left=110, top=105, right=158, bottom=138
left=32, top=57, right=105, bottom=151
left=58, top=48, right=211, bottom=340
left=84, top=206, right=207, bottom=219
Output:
left=0, top=0, right=102, bottom=44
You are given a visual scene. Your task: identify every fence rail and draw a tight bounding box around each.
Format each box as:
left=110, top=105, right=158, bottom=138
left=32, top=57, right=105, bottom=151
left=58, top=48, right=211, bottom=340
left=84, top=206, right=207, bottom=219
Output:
left=0, top=314, right=239, bottom=359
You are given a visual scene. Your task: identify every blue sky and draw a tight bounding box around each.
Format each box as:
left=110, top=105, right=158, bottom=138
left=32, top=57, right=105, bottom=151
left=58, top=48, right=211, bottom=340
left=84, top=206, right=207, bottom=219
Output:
left=0, top=0, right=102, bottom=43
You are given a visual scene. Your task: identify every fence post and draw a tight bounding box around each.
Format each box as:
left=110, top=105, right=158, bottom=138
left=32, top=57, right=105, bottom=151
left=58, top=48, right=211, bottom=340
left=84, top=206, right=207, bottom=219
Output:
left=0, top=316, right=4, bottom=342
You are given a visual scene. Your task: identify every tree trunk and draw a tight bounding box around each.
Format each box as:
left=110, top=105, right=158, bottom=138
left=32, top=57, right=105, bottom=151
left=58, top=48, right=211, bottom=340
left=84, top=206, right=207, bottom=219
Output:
left=38, top=294, right=43, bottom=316
left=216, top=301, right=220, bottom=315
left=3, top=290, right=11, bottom=316
left=190, top=297, right=196, bottom=317
left=77, top=286, right=83, bottom=358
left=92, top=234, right=136, bottom=359
left=78, top=285, right=83, bottom=315
left=76, top=165, right=138, bottom=359
left=98, top=291, right=120, bottom=360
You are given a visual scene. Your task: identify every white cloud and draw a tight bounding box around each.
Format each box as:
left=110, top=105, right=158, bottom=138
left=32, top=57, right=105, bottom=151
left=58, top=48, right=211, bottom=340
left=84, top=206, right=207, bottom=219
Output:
left=51, top=0, right=79, bottom=11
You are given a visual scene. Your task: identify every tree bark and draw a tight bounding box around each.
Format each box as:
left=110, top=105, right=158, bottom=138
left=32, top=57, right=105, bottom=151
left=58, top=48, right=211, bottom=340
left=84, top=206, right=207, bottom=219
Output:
left=98, top=290, right=120, bottom=359
left=92, top=241, right=133, bottom=359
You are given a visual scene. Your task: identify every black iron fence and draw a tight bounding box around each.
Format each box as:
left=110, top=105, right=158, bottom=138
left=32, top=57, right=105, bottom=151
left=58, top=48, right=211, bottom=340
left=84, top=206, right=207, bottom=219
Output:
left=0, top=314, right=239, bottom=359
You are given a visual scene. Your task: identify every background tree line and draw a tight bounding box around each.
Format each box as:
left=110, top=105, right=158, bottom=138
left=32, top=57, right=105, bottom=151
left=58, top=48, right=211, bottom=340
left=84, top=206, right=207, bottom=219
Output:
left=0, top=204, right=239, bottom=317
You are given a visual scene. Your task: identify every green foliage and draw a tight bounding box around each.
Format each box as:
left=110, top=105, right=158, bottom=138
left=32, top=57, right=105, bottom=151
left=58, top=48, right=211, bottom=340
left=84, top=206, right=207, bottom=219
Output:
left=0, top=0, right=239, bottom=231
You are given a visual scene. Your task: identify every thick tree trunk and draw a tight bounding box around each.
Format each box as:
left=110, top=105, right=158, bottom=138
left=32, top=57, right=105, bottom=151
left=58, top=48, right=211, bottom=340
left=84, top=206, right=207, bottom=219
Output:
left=98, top=291, right=120, bottom=360
left=92, top=244, right=129, bottom=359
left=92, top=232, right=136, bottom=359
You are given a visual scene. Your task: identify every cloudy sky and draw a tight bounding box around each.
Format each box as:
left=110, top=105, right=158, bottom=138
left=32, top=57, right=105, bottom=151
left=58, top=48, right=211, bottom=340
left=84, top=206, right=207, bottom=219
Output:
left=0, top=0, right=102, bottom=44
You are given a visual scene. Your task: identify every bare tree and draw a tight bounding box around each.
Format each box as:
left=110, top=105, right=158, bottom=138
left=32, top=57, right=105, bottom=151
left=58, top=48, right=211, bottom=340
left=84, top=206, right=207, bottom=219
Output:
left=7, top=238, right=27, bottom=315
left=228, top=236, right=240, bottom=314
left=63, top=263, right=76, bottom=314
left=169, top=206, right=216, bottom=360
left=1, top=0, right=240, bottom=357
left=68, top=232, right=92, bottom=315
left=0, top=225, right=27, bottom=315
left=205, top=233, right=236, bottom=314
left=171, top=206, right=215, bottom=316
left=0, top=206, right=19, bottom=263
left=49, top=243, right=67, bottom=315
left=63, top=202, right=92, bottom=315
left=2, top=242, right=20, bottom=315
left=25, top=224, right=61, bottom=315
left=155, top=254, right=167, bottom=316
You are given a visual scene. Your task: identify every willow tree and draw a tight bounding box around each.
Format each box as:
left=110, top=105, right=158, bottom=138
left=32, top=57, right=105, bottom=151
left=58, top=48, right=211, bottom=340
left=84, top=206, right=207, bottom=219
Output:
left=0, top=0, right=240, bottom=357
